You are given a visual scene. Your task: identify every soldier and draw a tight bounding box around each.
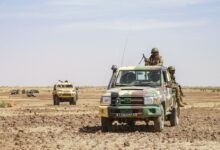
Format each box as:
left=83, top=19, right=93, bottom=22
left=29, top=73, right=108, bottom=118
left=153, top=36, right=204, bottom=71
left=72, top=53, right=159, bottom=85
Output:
left=145, top=48, right=163, bottom=66
left=168, top=66, right=185, bottom=107
left=121, top=71, right=136, bottom=84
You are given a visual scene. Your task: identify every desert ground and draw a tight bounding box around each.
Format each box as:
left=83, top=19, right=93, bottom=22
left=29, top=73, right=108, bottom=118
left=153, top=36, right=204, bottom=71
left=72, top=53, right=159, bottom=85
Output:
left=0, top=87, right=219, bottom=150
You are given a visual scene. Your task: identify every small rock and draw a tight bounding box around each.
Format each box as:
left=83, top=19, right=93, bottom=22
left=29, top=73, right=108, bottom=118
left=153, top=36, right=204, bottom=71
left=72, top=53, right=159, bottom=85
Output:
left=56, top=145, right=61, bottom=149
left=124, top=141, right=130, bottom=147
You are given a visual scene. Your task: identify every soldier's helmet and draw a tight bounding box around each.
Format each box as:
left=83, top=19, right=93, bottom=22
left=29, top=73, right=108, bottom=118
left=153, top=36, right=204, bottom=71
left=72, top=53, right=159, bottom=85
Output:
left=168, top=66, right=175, bottom=71
left=151, top=48, right=159, bottom=54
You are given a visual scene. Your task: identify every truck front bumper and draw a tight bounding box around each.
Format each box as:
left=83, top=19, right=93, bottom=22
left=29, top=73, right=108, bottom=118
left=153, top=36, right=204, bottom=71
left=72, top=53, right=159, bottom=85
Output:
left=99, top=105, right=162, bottom=118
left=57, top=94, right=75, bottom=99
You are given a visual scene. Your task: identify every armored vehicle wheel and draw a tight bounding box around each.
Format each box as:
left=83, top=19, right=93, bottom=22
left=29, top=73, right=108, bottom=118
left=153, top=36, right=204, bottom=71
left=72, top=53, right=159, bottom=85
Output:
left=101, top=117, right=112, bottom=132
left=53, top=96, right=60, bottom=105
left=170, top=102, right=180, bottom=126
left=53, top=98, right=56, bottom=105
left=154, top=105, right=164, bottom=132
left=69, top=98, right=76, bottom=105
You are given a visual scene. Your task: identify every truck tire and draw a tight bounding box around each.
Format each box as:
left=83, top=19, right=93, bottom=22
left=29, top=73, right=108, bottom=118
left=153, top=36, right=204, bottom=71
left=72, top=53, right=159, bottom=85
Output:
left=170, top=102, right=180, bottom=126
left=154, top=105, right=164, bottom=132
left=69, top=98, right=76, bottom=105
left=54, top=96, right=60, bottom=105
left=127, top=120, right=135, bottom=126
left=76, top=93, right=78, bottom=101
left=101, top=117, right=112, bottom=132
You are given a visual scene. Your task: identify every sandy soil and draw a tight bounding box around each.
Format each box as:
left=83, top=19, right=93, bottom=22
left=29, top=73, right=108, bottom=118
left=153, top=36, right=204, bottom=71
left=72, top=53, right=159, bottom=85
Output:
left=0, top=88, right=219, bottom=150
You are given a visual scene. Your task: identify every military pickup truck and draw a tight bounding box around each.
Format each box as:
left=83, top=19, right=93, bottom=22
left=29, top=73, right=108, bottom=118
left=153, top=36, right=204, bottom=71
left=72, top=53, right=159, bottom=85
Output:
left=26, top=90, right=38, bottom=97
left=52, top=80, right=78, bottom=105
left=99, top=65, right=180, bottom=132
left=11, top=89, right=19, bottom=95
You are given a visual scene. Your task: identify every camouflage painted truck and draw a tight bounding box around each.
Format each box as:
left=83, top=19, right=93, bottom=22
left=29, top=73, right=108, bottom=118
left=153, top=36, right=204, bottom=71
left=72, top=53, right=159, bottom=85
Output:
left=99, top=65, right=180, bottom=132
left=53, top=80, right=78, bottom=105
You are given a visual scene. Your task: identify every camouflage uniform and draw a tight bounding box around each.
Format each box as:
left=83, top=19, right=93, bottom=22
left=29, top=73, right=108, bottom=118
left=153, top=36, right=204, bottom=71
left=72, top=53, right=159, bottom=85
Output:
left=145, top=48, right=163, bottom=66
left=168, top=66, right=185, bottom=107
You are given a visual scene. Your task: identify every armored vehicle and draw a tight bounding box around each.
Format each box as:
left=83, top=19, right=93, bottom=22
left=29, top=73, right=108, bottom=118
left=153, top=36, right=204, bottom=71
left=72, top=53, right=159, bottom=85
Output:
left=99, top=65, right=180, bottom=132
left=52, top=80, right=78, bottom=105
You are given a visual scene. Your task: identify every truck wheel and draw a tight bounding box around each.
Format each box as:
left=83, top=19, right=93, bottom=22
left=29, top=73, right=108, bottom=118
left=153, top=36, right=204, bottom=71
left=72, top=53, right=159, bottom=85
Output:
left=170, top=102, right=180, bottom=126
left=76, top=93, right=78, bottom=101
left=69, top=98, right=76, bottom=105
left=127, top=120, right=135, bottom=126
left=154, top=105, right=164, bottom=132
left=101, top=117, right=112, bottom=132
left=54, top=96, right=60, bottom=105
left=53, top=98, right=56, bottom=105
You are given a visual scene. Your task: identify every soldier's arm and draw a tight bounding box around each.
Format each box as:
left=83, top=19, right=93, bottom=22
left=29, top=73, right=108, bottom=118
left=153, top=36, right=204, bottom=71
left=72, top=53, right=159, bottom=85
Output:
left=158, top=56, right=164, bottom=66
left=144, top=58, right=150, bottom=66
left=179, top=85, right=184, bottom=97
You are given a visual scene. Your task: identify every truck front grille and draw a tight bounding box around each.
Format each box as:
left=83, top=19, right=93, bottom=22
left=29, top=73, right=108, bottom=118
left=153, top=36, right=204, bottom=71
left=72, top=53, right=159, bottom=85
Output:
left=111, top=97, right=144, bottom=106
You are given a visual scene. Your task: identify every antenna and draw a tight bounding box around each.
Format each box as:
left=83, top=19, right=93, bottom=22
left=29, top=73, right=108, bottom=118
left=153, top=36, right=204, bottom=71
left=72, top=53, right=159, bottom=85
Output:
left=120, top=38, right=128, bottom=67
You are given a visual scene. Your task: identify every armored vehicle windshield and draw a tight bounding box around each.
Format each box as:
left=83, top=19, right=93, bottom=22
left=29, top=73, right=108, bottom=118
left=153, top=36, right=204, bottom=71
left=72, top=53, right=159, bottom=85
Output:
left=57, top=84, right=73, bottom=88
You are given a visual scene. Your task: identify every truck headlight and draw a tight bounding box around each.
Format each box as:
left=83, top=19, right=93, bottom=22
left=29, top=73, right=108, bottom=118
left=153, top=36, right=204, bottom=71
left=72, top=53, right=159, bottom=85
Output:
left=100, top=96, right=111, bottom=106
left=144, top=97, right=160, bottom=105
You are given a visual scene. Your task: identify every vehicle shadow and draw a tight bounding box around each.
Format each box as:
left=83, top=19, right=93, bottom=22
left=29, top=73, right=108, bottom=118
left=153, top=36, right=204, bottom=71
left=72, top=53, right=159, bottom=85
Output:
left=79, top=125, right=160, bottom=133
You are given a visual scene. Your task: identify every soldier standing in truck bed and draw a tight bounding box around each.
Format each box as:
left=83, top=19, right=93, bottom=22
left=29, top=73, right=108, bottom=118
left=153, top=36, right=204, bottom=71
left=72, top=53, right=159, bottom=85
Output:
left=168, top=66, right=185, bottom=107
left=145, top=48, right=163, bottom=66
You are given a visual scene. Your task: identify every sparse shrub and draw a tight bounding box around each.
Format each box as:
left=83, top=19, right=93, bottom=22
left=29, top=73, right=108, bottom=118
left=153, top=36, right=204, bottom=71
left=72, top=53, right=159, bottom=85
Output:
left=0, top=100, right=15, bottom=108
left=8, top=101, right=15, bottom=107
left=200, top=88, right=207, bottom=92
left=0, top=100, right=6, bottom=108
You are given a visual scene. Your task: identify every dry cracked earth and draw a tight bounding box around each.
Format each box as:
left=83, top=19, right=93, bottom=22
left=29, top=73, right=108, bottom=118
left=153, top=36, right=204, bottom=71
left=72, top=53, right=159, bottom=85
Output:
left=0, top=88, right=220, bottom=150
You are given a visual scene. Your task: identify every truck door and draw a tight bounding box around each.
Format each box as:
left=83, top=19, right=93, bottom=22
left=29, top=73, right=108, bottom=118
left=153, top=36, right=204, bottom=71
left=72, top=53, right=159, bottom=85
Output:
left=162, top=70, right=173, bottom=112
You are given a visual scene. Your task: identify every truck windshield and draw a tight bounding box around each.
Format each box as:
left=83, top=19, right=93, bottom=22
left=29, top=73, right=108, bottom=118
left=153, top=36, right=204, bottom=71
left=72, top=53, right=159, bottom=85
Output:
left=115, top=70, right=161, bottom=87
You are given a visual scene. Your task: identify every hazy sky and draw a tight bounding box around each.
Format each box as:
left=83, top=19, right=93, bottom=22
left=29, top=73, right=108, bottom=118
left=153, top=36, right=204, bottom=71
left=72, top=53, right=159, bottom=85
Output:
left=0, top=0, right=219, bottom=86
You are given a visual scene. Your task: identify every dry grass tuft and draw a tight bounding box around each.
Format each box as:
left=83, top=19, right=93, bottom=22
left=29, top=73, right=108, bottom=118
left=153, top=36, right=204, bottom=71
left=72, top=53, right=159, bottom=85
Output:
left=0, top=100, right=16, bottom=108
left=0, top=100, right=6, bottom=108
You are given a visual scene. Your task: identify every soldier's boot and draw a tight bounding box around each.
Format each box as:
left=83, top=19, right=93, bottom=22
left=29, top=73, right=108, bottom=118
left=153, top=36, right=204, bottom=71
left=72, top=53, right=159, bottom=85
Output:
left=177, top=97, right=185, bottom=107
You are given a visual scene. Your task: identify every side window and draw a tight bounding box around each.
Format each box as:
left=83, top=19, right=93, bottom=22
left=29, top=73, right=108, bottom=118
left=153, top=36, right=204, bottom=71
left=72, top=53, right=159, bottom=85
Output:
left=162, top=70, right=171, bottom=83
left=166, top=71, right=171, bottom=82
left=161, top=71, right=164, bottom=84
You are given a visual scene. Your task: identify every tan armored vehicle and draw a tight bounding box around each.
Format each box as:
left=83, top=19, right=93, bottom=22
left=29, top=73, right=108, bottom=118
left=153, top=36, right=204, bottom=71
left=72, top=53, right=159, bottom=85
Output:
left=52, top=80, right=78, bottom=105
